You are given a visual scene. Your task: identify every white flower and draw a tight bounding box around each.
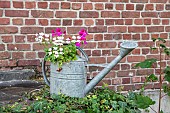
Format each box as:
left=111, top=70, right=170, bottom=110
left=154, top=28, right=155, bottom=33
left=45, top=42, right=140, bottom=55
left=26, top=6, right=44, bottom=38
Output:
left=59, top=48, right=63, bottom=51
left=39, top=32, right=44, bottom=36
left=54, top=51, right=59, bottom=55
left=57, top=36, right=64, bottom=40
left=45, top=38, right=49, bottom=41
left=59, top=52, right=63, bottom=54
left=48, top=48, right=52, bottom=51
left=55, top=54, right=59, bottom=58
left=53, top=47, right=58, bottom=50
left=45, top=34, right=49, bottom=38
left=76, top=40, right=81, bottom=43
left=77, top=36, right=81, bottom=39
left=49, top=52, right=52, bottom=55
left=72, top=36, right=76, bottom=39
left=35, top=33, right=38, bottom=36
left=71, top=40, right=76, bottom=43
left=53, top=37, right=57, bottom=41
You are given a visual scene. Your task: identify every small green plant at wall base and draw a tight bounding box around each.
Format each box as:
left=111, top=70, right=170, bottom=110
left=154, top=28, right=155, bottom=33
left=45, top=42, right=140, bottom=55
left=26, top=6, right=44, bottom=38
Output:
left=135, top=37, right=170, bottom=113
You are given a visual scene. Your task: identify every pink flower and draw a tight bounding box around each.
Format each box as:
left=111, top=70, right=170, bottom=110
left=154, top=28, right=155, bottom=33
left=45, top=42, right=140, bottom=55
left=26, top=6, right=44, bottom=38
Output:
left=75, top=42, right=81, bottom=47
left=52, top=28, right=62, bottom=37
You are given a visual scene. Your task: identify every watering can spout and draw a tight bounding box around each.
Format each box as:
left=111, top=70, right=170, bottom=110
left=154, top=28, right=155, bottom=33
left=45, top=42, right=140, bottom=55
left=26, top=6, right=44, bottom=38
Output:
left=84, top=41, right=138, bottom=95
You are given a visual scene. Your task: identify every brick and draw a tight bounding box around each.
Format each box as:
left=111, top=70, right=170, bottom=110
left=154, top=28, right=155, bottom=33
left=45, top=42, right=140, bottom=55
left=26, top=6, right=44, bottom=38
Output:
left=166, top=26, right=170, bottom=32
left=122, top=78, right=131, bottom=84
left=90, top=0, right=108, bottom=2
left=7, top=44, right=30, bottom=51
left=0, top=1, right=10, bottom=8
left=128, top=26, right=146, bottom=33
left=125, top=19, right=133, bottom=25
left=67, top=27, right=86, bottom=34
left=0, top=18, right=10, bottom=25
left=98, top=42, right=116, bottom=48
left=106, top=19, right=114, bottom=25
left=97, top=79, right=111, bottom=86
left=117, top=70, right=135, bottom=77
left=126, top=4, right=134, bottom=10
left=21, top=27, right=43, bottom=34
left=12, top=18, right=23, bottom=25
left=1, top=35, right=13, bottom=43
left=38, top=52, right=45, bottom=58
left=15, top=35, right=25, bottom=43
left=115, top=4, right=124, bottom=10
left=127, top=56, right=145, bottom=62
left=83, top=42, right=96, bottom=49
left=45, top=27, right=66, bottom=34
left=50, top=19, right=61, bottom=26
left=152, top=19, right=161, bottom=25
left=31, top=10, right=53, bottom=18
left=49, top=2, right=59, bottom=9
left=101, top=11, right=120, bottom=18
left=112, top=78, right=121, bottom=85
left=25, top=19, right=36, bottom=25
left=18, top=59, right=40, bottom=66
left=85, top=19, right=94, bottom=26
left=25, top=52, right=36, bottom=59
left=92, top=50, right=101, bottom=56
left=162, top=19, right=169, bottom=25
left=8, top=60, right=17, bottom=67
left=33, top=43, right=44, bottom=51
left=72, top=3, right=81, bottom=10
left=61, top=2, right=70, bottom=9
left=134, top=19, right=143, bottom=25
left=63, top=19, right=72, bottom=26
left=121, top=64, right=130, bottom=70
left=56, top=11, right=77, bottom=18
left=0, top=44, right=5, bottom=51
left=123, top=34, right=132, bottom=40
left=95, top=3, right=104, bottom=10
left=94, top=34, right=103, bottom=41
left=96, top=19, right=104, bottom=25
left=122, top=11, right=140, bottom=18
left=156, top=4, right=164, bottom=11
left=132, top=77, right=141, bottom=83
left=0, top=52, right=10, bottom=60
left=160, top=33, right=168, bottom=39
left=110, top=0, right=129, bottom=2
left=0, top=60, right=8, bottom=67
left=138, top=41, right=154, bottom=47
left=70, top=0, right=87, bottom=2
left=166, top=4, right=170, bottom=10
left=160, top=12, right=170, bottom=18
left=136, top=4, right=144, bottom=10
left=141, top=34, right=149, bottom=40
left=105, top=71, right=115, bottom=78
left=73, top=20, right=83, bottom=26
left=83, top=3, right=93, bottom=10
left=5, top=10, right=29, bottom=17
left=102, top=50, right=111, bottom=56
left=142, top=12, right=158, bottom=17
left=12, top=52, right=24, bottom=59
left=147, top=26, right=164, bottom=32
left=104, top=34, right=113, bottom=40
left=105, top=3, right=113, bottom=9
left=132, top=34, right=140, bottom=40
left=0, top=10, right=3, bottom=17
left=80, top=11, right=98, bottom=18
left=89, top=57, right=106, bottom=64
left=25, top=2, right=36, bottom=9
left=0, top=27, right=18, bottom=34
left=131, top=0, right=148, bottom=3
left=88, top=26, right=107, bottom=33
left=144, top=19, right=151, bottom=25
left=115, top=19, right=124, bottom=25
left=27, top=35, right=36, bottom=42
left=13, top=1, right=23, bottom=8
left=108, top=26, right=127, bottom=33
left=145, top=4, right=154, bottom=10
left=39, top=19, right=48, bottom=26
left=136, top=69, right=154, bottom=76
left=150, top=0, right=167, bottom=3
left=38, top=2, right=48, bottom=9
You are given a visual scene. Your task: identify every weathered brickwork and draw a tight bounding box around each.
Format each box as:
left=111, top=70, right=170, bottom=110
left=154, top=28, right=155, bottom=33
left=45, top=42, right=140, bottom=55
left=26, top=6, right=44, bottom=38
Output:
left=0, top=0, right=170, bottom=91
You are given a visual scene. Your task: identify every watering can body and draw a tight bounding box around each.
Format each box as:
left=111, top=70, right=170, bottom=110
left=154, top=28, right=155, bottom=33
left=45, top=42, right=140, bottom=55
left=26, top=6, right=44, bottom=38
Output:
left=50, top=57, right=87, bottom=97
left=42, top=42, right=138, bottom=98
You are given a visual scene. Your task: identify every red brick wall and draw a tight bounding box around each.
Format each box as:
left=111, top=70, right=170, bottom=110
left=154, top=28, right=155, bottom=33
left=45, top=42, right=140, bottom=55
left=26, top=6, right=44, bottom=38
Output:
left=0, top=0, right=170, bottom=91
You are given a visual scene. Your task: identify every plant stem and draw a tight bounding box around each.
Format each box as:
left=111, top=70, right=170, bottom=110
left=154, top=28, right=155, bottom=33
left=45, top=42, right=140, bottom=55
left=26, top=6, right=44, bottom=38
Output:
left=150, top=106, right=157, bottom=113
left=158, top=48, right=162, bottom=113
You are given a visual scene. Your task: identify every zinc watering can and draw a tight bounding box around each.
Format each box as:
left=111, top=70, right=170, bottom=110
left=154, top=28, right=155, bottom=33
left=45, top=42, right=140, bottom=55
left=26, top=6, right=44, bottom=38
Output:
left=42, top=41, right=138, bottom=97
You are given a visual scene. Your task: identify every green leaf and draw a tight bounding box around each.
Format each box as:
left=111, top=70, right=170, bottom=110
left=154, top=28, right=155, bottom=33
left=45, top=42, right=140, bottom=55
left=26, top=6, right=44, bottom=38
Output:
left=160, top=44, right=166, bottom=48
left=164, top=48, right=170, bottom=56
left=146, top=74, right=158, bottom=82
left=164, top=66, right=170, bottom=82
left=135, top=59, right=157, bottom=68
left=135, top=94, right=155, bottom=109
left=158, top=37, right=166, bottom=43
left=152, top=38, right=157, bottom=42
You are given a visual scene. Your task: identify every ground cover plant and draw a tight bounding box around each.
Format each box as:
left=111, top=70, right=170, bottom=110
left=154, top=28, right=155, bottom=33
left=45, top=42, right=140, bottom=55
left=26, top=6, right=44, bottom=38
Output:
left=0, top=84, right=155, bottom=113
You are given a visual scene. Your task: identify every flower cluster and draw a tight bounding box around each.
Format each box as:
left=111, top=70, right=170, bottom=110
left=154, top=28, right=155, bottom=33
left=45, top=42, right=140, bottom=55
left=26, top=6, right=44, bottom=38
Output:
left=35, top=28, right=88, bottom=69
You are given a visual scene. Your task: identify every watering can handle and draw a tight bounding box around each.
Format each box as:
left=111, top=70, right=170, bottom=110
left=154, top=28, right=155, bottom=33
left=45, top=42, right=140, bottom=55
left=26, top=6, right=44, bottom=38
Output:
left=42, top=47, right=88, bottom=86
